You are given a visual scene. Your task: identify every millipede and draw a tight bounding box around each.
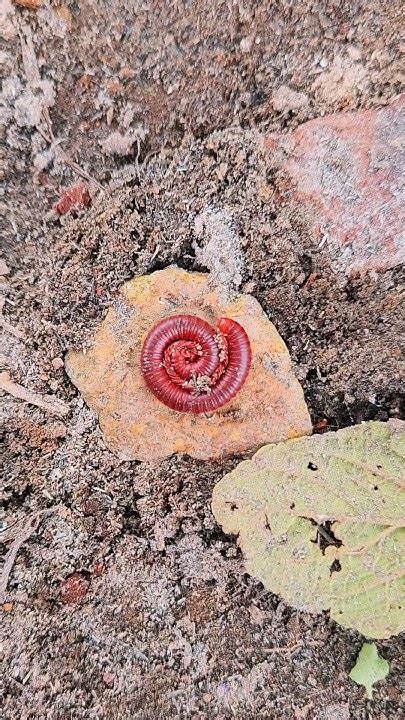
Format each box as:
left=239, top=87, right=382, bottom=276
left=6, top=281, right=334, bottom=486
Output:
left=140, top=314, right=251, bottom=413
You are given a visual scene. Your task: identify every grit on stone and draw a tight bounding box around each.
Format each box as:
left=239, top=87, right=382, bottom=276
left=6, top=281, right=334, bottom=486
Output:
left=1, top=2, right=404, bottom=719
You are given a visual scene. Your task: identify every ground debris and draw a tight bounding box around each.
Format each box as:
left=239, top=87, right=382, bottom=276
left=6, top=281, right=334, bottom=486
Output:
left=53, top=182, right=91, bottom=215
left=59, top=572, right=89, bottom=604
left=1, top=509, right=52, bottom=604
left=193, top=207, right=244, bottom=301
left=0, top=298, right=25, bottom=340
left=0, top=371, right=69, bottom=416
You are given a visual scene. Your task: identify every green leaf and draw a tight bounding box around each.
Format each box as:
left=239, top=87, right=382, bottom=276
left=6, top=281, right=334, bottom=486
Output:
left=349, top=642, right=389, bottom=699
left=212, top=421, right=405, bottom=638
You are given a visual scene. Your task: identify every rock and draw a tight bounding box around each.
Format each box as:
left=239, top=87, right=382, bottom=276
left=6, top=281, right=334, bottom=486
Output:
left=33, top=147, right=54, bottom=171
left=2, top=77, right=22, bottom=103
left=60, top=573, right=89, bottom=604
left=53, top=182, right=91, bottom=215
left=14, top=80, right=55, bottom=128
left=12, top=0, right=42, bottom=8
left=193, top=207, right=244, bottom=301
left=272, top=85, right=309, bottom=113
left=240, top=36, right=253, bottom=53
left=346, top=45, right=362, bottom=62
left=65, top=268, right=312, bottom=462
left=0, top=258, right=10, bottom=275
left=312, top=55, right=367, bottom=104
left=281, top=95, right=405, bottom=275
left=51, top=356, right=64, bottom=370
left=317, top=706, right=350, bottom=720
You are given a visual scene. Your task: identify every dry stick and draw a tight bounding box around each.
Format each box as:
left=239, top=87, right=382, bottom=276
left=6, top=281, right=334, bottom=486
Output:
left=0, top=298, right=25, bottom=340
left=263, top=639, right=320, bottom=655
left=0, top=510, right=48, bottom=605
left=0, top=371, right=69, bottom=417
left=19, top=25, right=40, bottom=84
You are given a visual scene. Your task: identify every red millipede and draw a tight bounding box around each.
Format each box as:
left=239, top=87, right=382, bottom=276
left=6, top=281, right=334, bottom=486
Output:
left=140, top=314, right=251, bottom=413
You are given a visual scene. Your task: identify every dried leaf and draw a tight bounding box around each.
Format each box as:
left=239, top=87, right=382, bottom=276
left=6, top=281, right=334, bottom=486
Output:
left=349, top=642, right=389, bottom=699
left=212, top=421, right=405, bottom=638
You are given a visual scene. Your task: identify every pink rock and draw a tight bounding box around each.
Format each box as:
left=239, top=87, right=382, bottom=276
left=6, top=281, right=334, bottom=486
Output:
left=282, top=95, right=405, bottom=275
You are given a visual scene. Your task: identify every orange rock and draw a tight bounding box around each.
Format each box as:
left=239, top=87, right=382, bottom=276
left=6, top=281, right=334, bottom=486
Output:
left=65, top=268, right=311, bottom=461
left=13, top=0, right=42, bottom=8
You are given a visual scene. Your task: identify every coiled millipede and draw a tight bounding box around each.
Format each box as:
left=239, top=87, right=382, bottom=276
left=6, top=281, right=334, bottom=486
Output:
left=140, top=314, right=251, bottom=413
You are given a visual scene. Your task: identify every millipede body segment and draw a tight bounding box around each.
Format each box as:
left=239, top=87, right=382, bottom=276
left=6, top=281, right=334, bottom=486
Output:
left=140, top=314, right=251, bottom=413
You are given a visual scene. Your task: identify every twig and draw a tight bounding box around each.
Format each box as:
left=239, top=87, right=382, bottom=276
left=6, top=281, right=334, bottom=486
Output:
left=0, top=298, right=25, bottom=340
left=263, top=639, right=320, bottom=655
left=0, top=371, right=69, bottom=417
left=19, top=25, right=40, bottom=84
left=134, top=136, right=141, bottom=182
left=0, top=510, right=50, bottom=604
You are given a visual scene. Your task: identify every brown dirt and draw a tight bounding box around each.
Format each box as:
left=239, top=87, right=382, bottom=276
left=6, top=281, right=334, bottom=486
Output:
left=2, top=2, right=404, bottom=719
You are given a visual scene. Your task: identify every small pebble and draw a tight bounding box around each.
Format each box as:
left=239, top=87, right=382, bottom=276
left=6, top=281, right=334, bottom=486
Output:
left=52, top=357, right=64, bottom=370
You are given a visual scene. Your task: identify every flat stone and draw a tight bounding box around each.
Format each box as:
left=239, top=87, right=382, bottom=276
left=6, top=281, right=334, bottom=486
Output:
left=65, top=268, right=311, bottom=462
left=279, top=95, right=405, bottom=275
